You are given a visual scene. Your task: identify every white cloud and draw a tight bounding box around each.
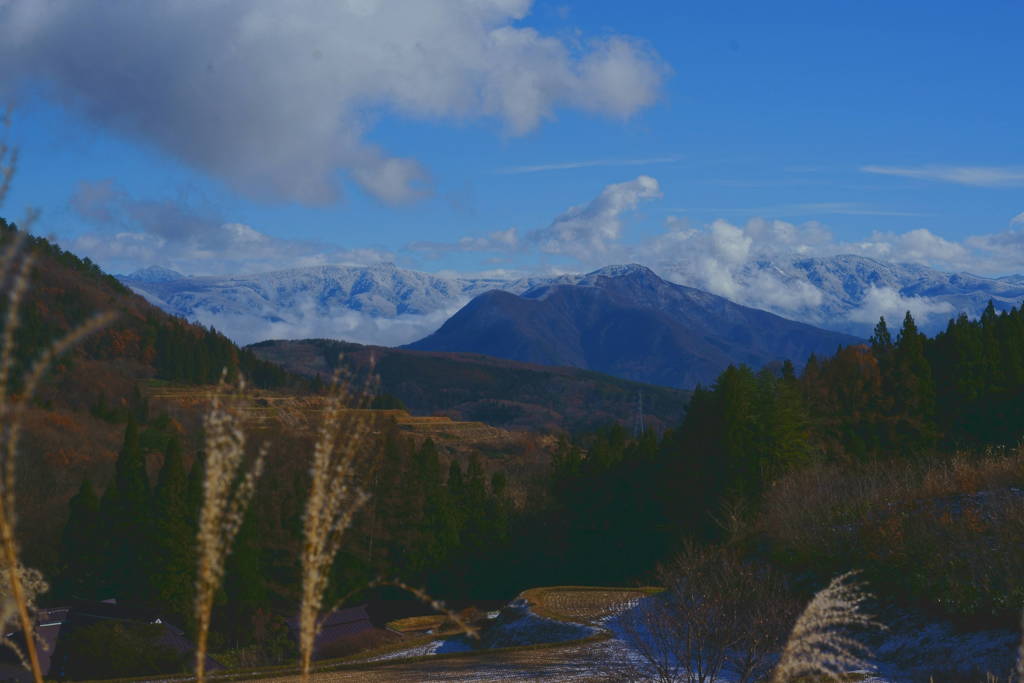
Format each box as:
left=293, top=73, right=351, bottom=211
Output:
left=67, top=180, right=390, bottom=275
left=846, top=286, right=954, bottom=327
left=409, top=227, right=519, bottom=255
left=640, top=217, right=830, bottom=314
left=191, top=301, right=460, bottom=347
left=1011, top=212, right=1024, bottom=226
left=0, top=0, right=667, bottom=204
left=964, top=228, right=1024, bottom=274
left=848, top=228, right=971, bottom=267
left=529, top=175, right=661, bottom=258
left=411, top=175, right=666, bottom=264
left=497, top=155, right=679, bottom=174
left=862, top=165, right=1024, bottom=188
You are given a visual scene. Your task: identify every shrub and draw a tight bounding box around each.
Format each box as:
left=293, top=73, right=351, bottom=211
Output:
left=758, top=446, right=1024, bottom=620
left=61, top=621, right=186, bottom=680
left=613, top=544, right=801, bottom=683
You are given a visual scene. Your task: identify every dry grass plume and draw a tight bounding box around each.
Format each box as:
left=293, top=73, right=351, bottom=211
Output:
left=772, top=571, right=880, bottom=682
left=298, top=374, right=373, bottom=678
left=0, top=565, right=47, bottom=671
left=194, top=374, right=266, bottom=682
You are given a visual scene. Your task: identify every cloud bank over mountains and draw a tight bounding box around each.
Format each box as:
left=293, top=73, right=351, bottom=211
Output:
left=102, top=173, right=1021, bottom=347
left=0, top=0, right=667, bottom=204
left=72, top=169, right=1023, bottom=338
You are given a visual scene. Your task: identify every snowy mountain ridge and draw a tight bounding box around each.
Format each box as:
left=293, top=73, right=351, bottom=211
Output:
left=118, top=256, right=1024, bottom=346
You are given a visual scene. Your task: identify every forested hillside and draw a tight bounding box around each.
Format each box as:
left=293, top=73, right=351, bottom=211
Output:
left=1, top=218, right=303, bottom=401
left=19, top=212, right=1024, bottom=674
left=0, top=218, right=310, bottom=575
left=250, top=338, right=690, bottom=434
left=521, top=305, right=1024, bottom=621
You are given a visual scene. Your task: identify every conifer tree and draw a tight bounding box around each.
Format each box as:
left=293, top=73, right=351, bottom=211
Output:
left=893, top=311, right=937, bottom=451
left=149, top=437, right=195, bottom=619
left=762, top=365, right=812, bottom=476
left=57, top=478, right=104, bottom=599
left=224, top=510, right=266, bottom=638
left=447, top=459, right=465, bottom=501
left=102, top=418, right=152, bottom=601
left=870, top=316, right=893, bottom=357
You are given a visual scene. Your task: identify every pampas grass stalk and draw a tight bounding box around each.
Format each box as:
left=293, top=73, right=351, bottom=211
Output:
left=1016, top=609, right=1024, bottom=683
left=194, top=374, right=266, bottom=682
left=0, top=565, right=47, bottom=670
left=371, top=578, right=481, bottom=642
left=299, top=375, right=373, bottom=679
left=772, top=571, right=880, bottom=682
left=0, top=111, right=112, bottom=683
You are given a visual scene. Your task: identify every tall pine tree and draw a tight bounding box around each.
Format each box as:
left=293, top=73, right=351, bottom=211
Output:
left=57, top=478, right=104, bottom=599
left=101, top=418, right=152, bottom=602
left=149, top=437, right=195, bottom=620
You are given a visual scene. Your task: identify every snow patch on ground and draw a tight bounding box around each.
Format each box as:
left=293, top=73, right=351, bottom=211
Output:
left=868, top=607, right=1018, bottom=681
left=364, top=593, right=1019, bottom=681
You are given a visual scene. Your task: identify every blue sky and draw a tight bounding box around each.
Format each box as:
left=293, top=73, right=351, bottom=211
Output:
left=1, top=0, right=1021, bottom=280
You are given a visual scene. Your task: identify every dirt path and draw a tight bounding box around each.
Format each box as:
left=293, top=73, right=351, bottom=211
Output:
left=247, top=641, right=618, bottom=682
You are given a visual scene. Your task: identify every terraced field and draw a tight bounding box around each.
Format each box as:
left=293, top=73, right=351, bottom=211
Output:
left=520, top=586, right=660, bottom=624
left=240, top=587, right=657, bottom=683
left=143, top=383, right=523, bottom=448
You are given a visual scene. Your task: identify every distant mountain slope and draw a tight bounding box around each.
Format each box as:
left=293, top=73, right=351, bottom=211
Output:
left=120, top=257, right=1023, bottom=346
left=405, top=265, right=861, bottom=388
left=248, top=338, right=690, bottom=434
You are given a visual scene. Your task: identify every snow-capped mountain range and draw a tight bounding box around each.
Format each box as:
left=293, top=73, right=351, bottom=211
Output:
left=118, top=263, right=549, bottom=346
left=666, top=255, right=1024, bottom=337
left=118, top=256, right=1024, bottom=346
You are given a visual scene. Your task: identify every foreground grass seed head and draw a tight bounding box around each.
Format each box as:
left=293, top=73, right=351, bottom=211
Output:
left=299, top=373, right=373, bottom=678
left=772, top=572, right=881, bottom=682
left=194, top=375, right=266, bottom=683
left=0, top=565, right=47, bottom=670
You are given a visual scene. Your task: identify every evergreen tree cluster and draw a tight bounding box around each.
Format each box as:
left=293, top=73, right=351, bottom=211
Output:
left=149, top=316, right=292, bottom=389
left=56, top=419, right=201, bottom=624
left=931, top=302, right=1024, bottom=446
left=804, top=304, right=1024, bottom=457
left=532, top=305, right=1024, bottom=585
left=52, top=304, right=1024, bottom=638
left=369, top=436, right=511, bottom=599
left=55, top=419, right=516, bottom=655
left=55, top=415, right=285, bottom=651
left=0, top=217, right=130, bottom=295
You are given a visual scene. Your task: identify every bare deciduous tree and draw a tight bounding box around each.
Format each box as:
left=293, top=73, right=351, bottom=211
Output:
left=612, top=544, right=801, bottom=683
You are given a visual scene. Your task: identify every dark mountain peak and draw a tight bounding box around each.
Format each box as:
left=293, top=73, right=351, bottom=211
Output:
left=408, top=268, right=861, bottom=388
left=522, top=263, right=673, bottom=302
left=585, top=263, right=658, bottom=280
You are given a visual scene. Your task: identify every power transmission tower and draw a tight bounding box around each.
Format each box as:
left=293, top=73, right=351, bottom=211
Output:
left=632, top=390, right=645, bottom=437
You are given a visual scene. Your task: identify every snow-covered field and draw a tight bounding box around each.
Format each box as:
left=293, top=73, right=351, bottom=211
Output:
left=250, top=587, right=1020, bottom=682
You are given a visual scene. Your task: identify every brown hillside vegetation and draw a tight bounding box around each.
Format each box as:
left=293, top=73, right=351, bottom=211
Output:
left=250, top=338, right=691, bottom=434
left=143, top=383, right=554, bottom=484
left=0, top=221, right=308, bottom=574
